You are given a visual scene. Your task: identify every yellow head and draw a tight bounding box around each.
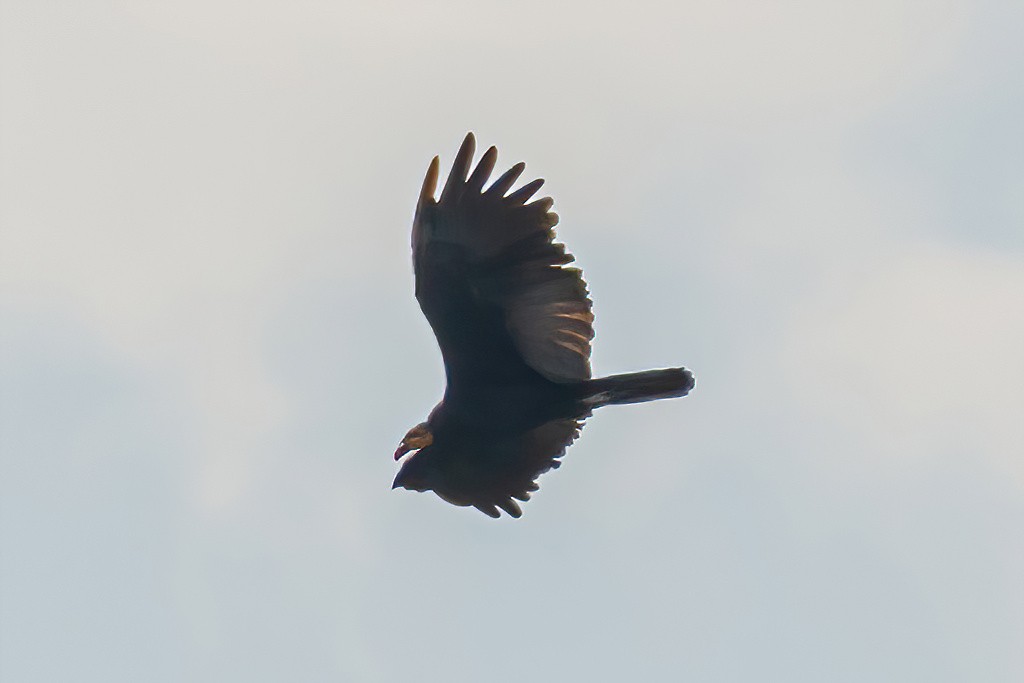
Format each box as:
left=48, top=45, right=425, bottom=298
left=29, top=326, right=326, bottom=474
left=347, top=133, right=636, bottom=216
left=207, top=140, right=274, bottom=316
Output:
left=393, top=422, right=433, bottom=460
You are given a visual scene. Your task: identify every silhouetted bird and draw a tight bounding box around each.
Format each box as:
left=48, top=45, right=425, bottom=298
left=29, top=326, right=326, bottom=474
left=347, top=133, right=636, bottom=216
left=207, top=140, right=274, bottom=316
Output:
left=392, top=133, right=695, bottom=517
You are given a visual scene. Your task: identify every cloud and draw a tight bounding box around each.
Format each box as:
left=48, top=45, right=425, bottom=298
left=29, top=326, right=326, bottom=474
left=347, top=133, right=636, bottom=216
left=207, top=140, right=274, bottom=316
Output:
left=780, top=243, right=1024, bottom=482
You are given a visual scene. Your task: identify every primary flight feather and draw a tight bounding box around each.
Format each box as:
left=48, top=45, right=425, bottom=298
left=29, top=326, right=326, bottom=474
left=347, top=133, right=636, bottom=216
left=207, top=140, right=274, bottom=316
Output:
left=393, top=133, right=695, bottom=518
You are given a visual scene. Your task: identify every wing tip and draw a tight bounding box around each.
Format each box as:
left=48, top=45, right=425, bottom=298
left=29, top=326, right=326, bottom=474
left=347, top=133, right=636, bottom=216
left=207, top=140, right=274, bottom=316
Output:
left=467, top=144, right=498, bottom=191
left=507, top=177, right=545, bottom=204
left=497, top=498, right=523, bottom=518
left=440, top=133, right=477, bottom=201
left=419, top=155, right=440, bottom=205
left=474, top=503, right=501, bottom=518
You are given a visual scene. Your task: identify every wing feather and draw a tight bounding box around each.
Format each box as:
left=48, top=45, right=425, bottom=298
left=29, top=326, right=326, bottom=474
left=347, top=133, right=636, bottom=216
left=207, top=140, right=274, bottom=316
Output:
left=485, top=161, right=526, bottom=197
left=402, top=417, right=588, bottom=518
left=466, top=145, right=497, bottom=191
left=412, top=133, right=594, bottom=384
left=506, top=178, right=545, bottom=205
left=439, top=132, right=475, bottom=203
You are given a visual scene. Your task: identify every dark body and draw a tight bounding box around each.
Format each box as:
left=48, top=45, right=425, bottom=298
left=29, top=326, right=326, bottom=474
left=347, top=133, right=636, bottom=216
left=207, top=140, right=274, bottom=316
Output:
left=393, top=134, right=694, bottom=518
left=418, top=240, right=580, bottom=430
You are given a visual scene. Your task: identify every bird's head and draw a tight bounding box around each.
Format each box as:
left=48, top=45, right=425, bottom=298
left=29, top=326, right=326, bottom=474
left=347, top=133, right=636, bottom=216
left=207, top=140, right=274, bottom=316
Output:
left=391, top=448, right=437, bottom=493
left=391, top=440, right=479, bottom=510
left=391, top=423, right=524, bottom=516
left=393, top=421, right=433, bottom=461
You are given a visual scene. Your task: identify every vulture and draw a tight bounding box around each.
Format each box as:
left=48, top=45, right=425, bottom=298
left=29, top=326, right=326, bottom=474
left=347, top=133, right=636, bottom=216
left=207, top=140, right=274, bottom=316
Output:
left=392, top=133, right=695, bottom=518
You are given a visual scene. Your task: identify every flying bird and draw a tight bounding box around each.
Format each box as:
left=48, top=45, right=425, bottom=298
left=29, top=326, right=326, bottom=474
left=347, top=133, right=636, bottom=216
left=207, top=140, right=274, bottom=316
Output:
left=392, top=133, right=695, bottom=518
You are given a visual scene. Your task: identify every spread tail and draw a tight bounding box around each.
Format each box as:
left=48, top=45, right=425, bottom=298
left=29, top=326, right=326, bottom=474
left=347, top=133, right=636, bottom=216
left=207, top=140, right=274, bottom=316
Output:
left=580, top=367, right=695, bottom=408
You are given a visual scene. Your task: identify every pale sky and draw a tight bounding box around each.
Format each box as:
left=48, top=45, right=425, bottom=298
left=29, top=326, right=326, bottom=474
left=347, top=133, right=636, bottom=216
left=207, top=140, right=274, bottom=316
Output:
left=1, top=1, right=1022, bottom=681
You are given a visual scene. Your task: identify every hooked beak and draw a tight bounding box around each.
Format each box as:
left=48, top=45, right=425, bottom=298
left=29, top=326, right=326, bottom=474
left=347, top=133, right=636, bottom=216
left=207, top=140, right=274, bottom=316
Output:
left=394, top=444, right=411, bottom=461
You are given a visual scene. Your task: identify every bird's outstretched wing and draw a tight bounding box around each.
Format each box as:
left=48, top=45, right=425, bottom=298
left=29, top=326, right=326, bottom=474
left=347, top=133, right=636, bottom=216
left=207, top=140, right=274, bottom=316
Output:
left=412, top=133, right=594, bottom=386
left=409, top=416, right=588, bottom=518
